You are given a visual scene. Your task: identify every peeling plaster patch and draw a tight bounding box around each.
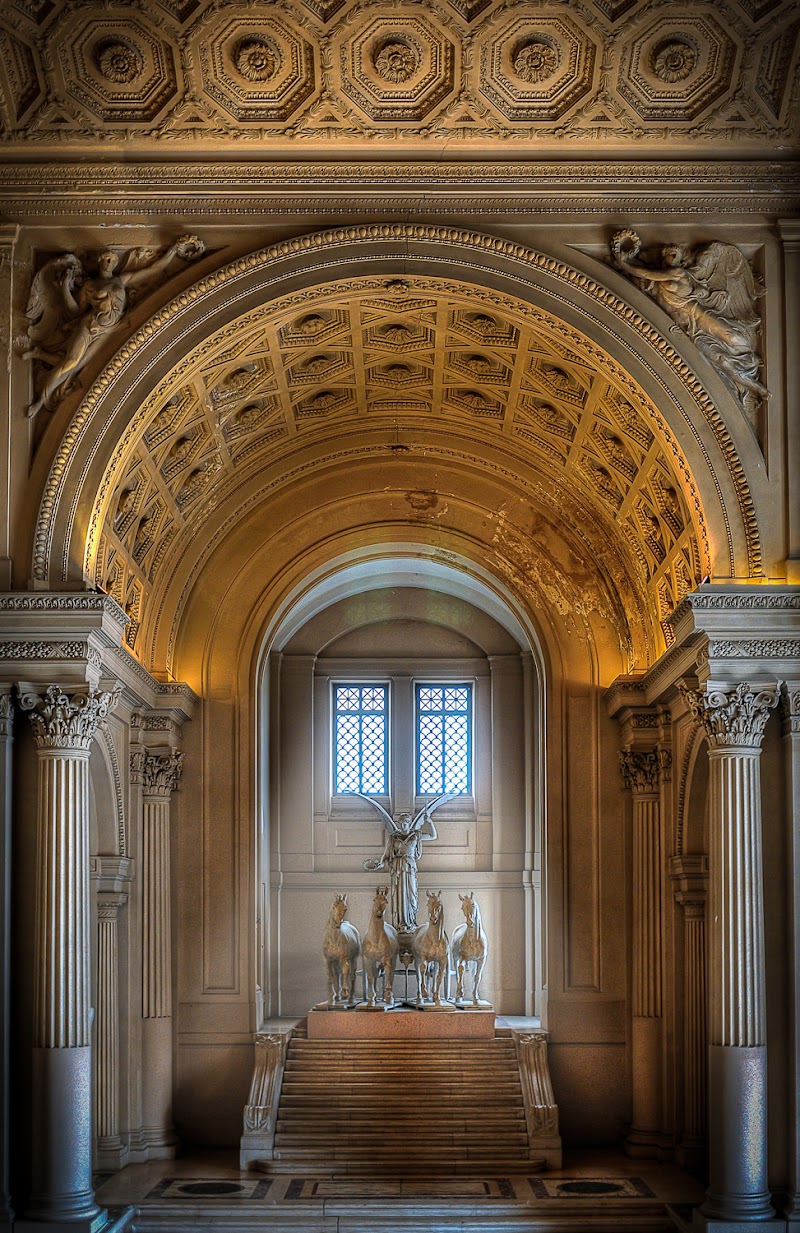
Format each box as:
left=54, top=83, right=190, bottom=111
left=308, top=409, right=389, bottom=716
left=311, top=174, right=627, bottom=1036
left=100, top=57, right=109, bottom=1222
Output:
left=488, top=505, right=634, bottom=663
left=405, top=488, right=447, bottom=516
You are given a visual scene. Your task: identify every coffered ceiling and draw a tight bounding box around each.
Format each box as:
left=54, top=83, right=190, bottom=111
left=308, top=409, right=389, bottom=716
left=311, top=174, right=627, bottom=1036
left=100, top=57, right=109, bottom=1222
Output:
left=0, top=0, right=797, bottom=156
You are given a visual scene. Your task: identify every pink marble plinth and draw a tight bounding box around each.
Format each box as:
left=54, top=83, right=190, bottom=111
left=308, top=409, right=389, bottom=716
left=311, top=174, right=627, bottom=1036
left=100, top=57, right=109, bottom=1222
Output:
left=307, top=1007, right=495, bottom=1039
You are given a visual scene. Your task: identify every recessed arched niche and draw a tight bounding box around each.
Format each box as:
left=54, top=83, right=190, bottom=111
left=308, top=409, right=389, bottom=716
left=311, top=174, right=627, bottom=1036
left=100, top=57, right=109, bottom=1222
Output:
left=260, top=555, right=546, bottom=1021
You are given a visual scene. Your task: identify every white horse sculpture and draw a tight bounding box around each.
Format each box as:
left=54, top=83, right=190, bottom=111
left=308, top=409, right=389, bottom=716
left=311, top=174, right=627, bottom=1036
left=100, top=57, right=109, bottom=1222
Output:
left=360, top=885, right=399, bottom=1008
left=322, top=893, right=360, bottom=1007
left=451, top=891, right=489, bottom=1007
left=412, top=889, right=452, bottom=1008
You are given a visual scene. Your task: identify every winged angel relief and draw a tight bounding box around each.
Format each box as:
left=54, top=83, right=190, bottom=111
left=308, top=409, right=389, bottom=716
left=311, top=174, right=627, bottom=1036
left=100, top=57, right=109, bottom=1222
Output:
left=21, top=236, right=205, bottom=419
left=611, top=230, right=768, bottom=423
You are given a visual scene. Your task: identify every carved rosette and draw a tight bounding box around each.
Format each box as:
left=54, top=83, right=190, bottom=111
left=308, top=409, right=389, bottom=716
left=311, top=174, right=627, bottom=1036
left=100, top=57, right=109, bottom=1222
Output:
left=19, top=684, right=120, bottom=752
left=132, top=750, right=184, bottom=798
left=679, top=681, right=780, bottom=749
left=618, top=748, right=670, bottom=793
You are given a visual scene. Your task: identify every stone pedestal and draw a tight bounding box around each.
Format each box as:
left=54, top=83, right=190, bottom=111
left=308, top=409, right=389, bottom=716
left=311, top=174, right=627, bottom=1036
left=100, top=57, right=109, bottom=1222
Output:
left=307, top=1007, right=495, bottom=1038
left=19, top=685, right=119, bottom=1231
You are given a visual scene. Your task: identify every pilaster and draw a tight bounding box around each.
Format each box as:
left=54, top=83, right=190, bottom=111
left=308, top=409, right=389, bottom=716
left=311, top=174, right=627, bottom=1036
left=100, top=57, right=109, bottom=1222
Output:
left=18, top=683, right=122, bottom=1233
left=670, top=854, right=708, bottom=1172
left=95, top=894, right=126, bottom=1167
left=619, top=741, right=670, bottom=1157
left=680, top=680, right=781, bottom=1229
left=129, top=747, right=183, bottom=1156
left=0, top=691, right=13, bottom=1232
left=781, top=682, right=800, bottom=1230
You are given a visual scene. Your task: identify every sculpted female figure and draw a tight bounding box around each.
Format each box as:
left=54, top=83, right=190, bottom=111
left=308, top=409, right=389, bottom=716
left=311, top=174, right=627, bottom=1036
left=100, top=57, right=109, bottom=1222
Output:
left=360, top=792, right=456, bottom=933
left=24, top=236, right=205, bottom=418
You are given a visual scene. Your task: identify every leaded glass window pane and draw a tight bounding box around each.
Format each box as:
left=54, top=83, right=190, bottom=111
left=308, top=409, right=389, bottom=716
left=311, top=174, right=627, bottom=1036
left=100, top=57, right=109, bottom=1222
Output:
left=416, top=683, right=471, bottom=795
left=334, top=684, right=388, bottom=794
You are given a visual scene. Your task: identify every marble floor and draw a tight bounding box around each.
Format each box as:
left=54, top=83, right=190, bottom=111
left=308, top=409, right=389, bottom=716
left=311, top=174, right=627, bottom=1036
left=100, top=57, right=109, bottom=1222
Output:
left=95, top=1146, right=706, bottom=1232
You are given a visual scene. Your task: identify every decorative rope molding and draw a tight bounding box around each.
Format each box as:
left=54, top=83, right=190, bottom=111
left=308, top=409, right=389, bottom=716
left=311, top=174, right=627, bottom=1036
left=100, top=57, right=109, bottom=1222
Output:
left=32, top=225, right=756, bottom=628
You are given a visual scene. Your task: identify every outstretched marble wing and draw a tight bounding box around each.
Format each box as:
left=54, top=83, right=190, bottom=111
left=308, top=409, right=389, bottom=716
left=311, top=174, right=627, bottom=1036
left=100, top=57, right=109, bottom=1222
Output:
left=690, top=242, right=761, bottom=326
left=24, top=253, right=83, bottom=348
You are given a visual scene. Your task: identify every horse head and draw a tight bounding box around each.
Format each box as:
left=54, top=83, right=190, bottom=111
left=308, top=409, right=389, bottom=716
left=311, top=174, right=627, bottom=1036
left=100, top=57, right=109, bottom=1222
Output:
left=459, top=891, right=477, bottom=927
left=426, top=889, right=444, bottom=925
left=331, top=893, right=348, bottom=924
left=373, top=885, right=389, bottom=917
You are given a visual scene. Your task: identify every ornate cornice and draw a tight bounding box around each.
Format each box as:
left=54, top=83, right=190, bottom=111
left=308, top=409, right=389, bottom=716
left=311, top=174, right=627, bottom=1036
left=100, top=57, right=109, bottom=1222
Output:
left=19, top=683, right=121, bottom=752
left=678, top=681, right=780, bottom=750
left=0, top=161, right=797, bottom=217
left=0, top=592, right=128, bottom=623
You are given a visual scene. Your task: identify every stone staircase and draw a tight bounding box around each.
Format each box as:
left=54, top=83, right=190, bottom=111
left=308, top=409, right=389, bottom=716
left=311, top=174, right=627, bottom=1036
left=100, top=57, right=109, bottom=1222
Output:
left=270, top=1024, right=543, bottom=1174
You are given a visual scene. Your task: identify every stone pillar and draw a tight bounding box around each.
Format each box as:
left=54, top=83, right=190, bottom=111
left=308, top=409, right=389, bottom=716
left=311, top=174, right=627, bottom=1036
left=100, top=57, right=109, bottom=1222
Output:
left=134, top=751, right=183, bottom=1154
left=782, top=684, right=800, bottom=1231
left=95, top=894, right=126, bottom=1165
left=19, top=683, right=119, bottom=1231
left=0, top=692, right=13, bottom=1232
left=680, top=681, right=781, bottom=1229
left=619, top=748, right=667, bottom=1155
left=670, top=854, right=708, bottom=1171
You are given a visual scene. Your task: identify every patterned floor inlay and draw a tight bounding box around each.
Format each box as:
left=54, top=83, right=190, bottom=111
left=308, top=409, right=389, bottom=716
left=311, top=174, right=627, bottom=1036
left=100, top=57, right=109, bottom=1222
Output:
left=144, top=1178, right=273, bottom=1200
left=529, top=1177, right=657, bottom=1199
left=284, top=1177, right=516, bottom=1200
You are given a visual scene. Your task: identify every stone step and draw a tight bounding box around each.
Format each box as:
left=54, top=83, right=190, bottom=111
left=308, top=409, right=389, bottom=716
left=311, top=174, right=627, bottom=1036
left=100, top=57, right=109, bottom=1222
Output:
left=272, top=1144, right=532, bottom=1160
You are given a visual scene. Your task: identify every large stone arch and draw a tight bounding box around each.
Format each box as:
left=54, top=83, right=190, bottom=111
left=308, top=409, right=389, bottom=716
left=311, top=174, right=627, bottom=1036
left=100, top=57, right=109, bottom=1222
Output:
left=26, top=226, right=768, bottom=682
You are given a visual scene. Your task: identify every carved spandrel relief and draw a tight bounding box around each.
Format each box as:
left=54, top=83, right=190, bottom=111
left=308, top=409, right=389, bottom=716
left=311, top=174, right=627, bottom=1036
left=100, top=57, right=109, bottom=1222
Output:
left=20, top=237, right=205, bottom=419
left=611, top=230, right=768, bottom=426
left=0, top=1, right=797, bottom=149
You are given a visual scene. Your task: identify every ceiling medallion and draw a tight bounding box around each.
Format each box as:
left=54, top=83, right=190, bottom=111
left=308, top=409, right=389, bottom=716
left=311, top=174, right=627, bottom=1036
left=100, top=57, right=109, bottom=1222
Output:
left=650, top=38, right=697, bottom=83
left=512, top=39, right=560, bottom=84
left=95, top=39, right=144, bottom=85
left=373, top=39, right=419, bottom=83
left=234, top=36, right=281, bottom=82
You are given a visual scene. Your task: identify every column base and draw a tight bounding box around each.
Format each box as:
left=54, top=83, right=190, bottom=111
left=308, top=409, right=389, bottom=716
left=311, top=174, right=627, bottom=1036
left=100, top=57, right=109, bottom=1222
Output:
left=624, top=1127, right=662, bottom=1158
left=704, top=1045, right=774, bottom=1224
left=18, top=1206, right=133, bottom=1233
left=692, top=1215, right=784, bottom=1233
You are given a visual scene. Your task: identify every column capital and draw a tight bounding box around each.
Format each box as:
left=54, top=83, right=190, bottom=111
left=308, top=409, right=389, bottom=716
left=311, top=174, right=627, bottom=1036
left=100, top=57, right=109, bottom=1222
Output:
left=97, top=893, right=126, bottom=922
left=18, top=683, right=120, bottom=752
left=669, top=853, right=708, bottom=911
left=131, top=749, right=183, bottom=798
left=780, top=683, right=800, bottom=735
left=619, top=747, right=671, bottom=793
left=677, top=680, right=780, bottom=750
left=0, top=690, right=12, bottom=738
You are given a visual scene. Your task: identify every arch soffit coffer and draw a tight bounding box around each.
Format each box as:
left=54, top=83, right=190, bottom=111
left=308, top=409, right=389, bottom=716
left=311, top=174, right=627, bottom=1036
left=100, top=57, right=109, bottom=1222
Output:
left=31, top=226, right=761, bottom=669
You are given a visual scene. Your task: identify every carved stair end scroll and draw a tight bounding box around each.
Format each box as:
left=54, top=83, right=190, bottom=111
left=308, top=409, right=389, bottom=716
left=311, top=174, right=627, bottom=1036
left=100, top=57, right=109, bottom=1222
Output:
left=514, top=1030, right=562, bottom=1167
left=239, top=1028, right=292, bottom=1168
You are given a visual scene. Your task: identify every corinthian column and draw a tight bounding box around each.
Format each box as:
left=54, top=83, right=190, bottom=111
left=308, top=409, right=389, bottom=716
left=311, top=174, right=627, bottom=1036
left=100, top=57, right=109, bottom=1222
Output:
left=680, top=681, right=780, bottom=1228
left=782, top=685, right=800, bottom=1232
left=133, top=751, right=183, bottom=1154
left=619, top=747, right=668, bottom=1155
left=19, top=683, right=119, bottom=1230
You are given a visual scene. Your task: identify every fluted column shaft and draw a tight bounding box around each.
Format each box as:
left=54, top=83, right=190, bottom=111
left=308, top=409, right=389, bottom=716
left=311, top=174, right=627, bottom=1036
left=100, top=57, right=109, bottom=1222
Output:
left=781, top=685, right=800, bottom=1230
left=620, top=749, right=666, bottom=1155
left=671, top=854, right=709, bottom=1169
left=96, top=895, right=125, bottom=1146
left=681, top=681, right=779, bottom=1226
left=19, top=683, right=119, bottom=1228
left=0, top=694, right=12, bottom=1230
left=132, top=750, right=182, bottom=1154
